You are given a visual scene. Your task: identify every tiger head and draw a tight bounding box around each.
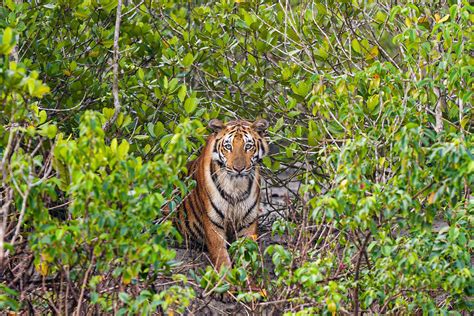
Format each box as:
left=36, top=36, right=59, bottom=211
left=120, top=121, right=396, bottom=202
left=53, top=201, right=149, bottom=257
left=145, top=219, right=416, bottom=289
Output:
left=209, top=119, right=269, bottom=176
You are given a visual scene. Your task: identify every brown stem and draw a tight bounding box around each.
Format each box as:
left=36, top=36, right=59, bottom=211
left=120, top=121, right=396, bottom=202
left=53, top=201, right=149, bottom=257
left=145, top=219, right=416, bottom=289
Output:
left=74, top=252, right=95, bottom=316
left=353, top=232, right=371, bottom=316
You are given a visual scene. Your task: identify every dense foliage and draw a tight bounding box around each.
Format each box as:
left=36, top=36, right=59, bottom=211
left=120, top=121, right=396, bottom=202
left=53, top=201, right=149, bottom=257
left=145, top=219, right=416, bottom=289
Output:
left=1, top=0, right=472, bottom=314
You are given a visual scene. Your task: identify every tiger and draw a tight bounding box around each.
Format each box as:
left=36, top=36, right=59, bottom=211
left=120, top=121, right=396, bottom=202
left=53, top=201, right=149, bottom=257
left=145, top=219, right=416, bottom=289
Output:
left=176, top=118, right=269, bottom=269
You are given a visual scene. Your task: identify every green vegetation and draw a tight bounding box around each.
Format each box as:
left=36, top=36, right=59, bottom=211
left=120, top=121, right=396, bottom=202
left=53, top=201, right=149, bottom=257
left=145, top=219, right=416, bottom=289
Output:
left=1, top=0, right=472, bottom=314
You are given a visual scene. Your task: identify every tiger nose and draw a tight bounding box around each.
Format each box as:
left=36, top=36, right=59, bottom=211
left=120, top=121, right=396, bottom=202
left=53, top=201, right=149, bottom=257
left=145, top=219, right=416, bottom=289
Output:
left=233, top=165, right=245, bottom=173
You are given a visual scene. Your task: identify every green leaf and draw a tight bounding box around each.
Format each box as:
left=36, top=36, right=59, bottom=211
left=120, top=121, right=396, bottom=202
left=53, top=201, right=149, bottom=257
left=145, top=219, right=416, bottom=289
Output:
left=182, top=53, right=195, bottom=67
left=365, top=46, right=379, bottom=60
left=367, top=94, right=379, bottom=112
left=103, top=108, right=114, bottom=120
left=308, top=130, right=319, bottom=146
left=281, top=67, right=292, bottom=81
left=291, top=80, right=311, bottom=97
left=273, top=117, right=284, bottom=132
left=184, top=97, right=199, bottom=114
left=117, top=140, right=129, bottom=159
left=39, top=110, right=47, bottom=124
left=143, top=144, right=151, bottom=154
left=288, top=110, right=301, bottom=118
left=70, top=61, right=77, bottom=71
left=46, top=125, right=57, bottom=139
left=154, top=122, right=165, bottom=137
left=351, top=39, right=361, bottom=54
left=3, top=27, right=13, bottom=46
left=214, top=283, right=230, bottom=294
left=5, top=0, right=15, bottom=10
left=262, top=156, right=271, bottom=169
left=137, top=68, right=144, bottom=81
left=315, top=47, right=328, bottom=60
left=103, top=0, right=118, bottom=13
left=32, top=84, right=50, bottom=98
left=110, top=138, right=118, bottom=153
left=178, top=85, right=187, bottom=102
left=122, top=115, right=132, bottom=128
left=118, top=292, right=130, bottom=303
left=39, top=124, right=57, bottom=139
left=169, top=78, right=179, bottom=93
left=381, top=245, right=392, bottom=256
left=147, top=122, right=156, bottom=137
left=375, top=11, right=387, bottom=23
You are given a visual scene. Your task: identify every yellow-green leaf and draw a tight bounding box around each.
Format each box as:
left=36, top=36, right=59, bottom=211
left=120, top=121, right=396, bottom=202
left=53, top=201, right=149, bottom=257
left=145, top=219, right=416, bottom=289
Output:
left=143, top=144, right=151, bottom=154
left=154, top=121, right=165, bottom=137
left=5, top=0, right=15, bottom=10
left=375, top=11, right=387, bottom=23
left=33, top=84, right=50, bottom=98
left=137, top=68, right=144, bottom=81
left=351, top=39, right=361, bottom=54
left=178, top=85, right=187, bottom=102
left=117, top=140, right=129, bottom=159
left=39, top=110, right=47, bottom=124
left=367, top=94, right=379, bottom=112
left=110, top=138, right=118, bottom=153
left=3, top=27, right=13, bottom=46
left=184, top=97, right=199, bottom=114
left=365, top=46, right=379, bottom=60
left=308, top=130, right=319, bottom=146
left=103, top=107, right=114, bottom=120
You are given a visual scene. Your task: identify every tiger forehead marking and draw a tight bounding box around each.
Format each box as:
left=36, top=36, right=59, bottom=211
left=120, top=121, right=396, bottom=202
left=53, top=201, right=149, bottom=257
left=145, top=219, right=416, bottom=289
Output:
left=176, top=118, right=269, bottom=269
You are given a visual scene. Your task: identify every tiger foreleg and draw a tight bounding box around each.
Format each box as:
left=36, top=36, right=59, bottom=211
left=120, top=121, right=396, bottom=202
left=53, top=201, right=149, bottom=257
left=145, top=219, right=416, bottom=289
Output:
left=204, top=221, right=231, bottom=270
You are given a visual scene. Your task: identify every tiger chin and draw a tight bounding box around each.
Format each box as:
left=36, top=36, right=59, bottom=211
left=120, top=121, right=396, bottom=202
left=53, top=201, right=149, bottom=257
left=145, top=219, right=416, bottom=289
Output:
left=176, top=118, right=269, bottom=269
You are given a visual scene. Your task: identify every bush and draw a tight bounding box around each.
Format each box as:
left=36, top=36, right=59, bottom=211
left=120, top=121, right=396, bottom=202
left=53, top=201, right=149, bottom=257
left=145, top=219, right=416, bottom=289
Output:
left=1, top=0, right=472, bottom=314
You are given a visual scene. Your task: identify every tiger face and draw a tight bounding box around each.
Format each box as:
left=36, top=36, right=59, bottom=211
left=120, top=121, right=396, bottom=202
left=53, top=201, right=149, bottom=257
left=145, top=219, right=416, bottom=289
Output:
left=209, top=119, right=269, bottom=176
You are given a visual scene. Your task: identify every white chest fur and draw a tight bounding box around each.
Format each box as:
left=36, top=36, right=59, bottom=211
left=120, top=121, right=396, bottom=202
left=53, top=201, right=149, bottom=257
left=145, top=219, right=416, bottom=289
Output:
left=205, top=166, right=259, bottom=230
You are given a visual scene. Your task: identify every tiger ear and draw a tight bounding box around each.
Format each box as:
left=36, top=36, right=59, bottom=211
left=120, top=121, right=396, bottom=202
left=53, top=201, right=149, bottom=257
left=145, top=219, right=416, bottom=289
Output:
left=208, top=119, right=225, bottom=132
left=252, top=119, right=269, bottom=134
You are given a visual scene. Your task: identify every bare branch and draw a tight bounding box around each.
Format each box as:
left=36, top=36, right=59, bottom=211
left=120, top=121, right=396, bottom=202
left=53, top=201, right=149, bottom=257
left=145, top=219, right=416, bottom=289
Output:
left=102, top=0, right=123, bottom=132
left=433, top=87, right=445, bottom=133
left=0, top=188, right=13, bottom=267
left=4, top=175, right=32, bottom=259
